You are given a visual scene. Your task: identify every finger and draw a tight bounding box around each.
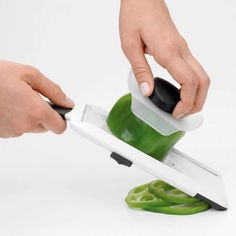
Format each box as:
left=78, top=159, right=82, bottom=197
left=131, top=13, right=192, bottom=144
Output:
left=39, top=101, right=67, bottom=134
left=29, top=124, right=48, bottom=133
left=25, top=67, right=74, bottom=108
left=163, top=57, right=199, bottom=119
left=182, top=53, right=210, bottom=115
left=122, top=37, right=154, bottom=96
left=144, top=46, right=152, bottom=56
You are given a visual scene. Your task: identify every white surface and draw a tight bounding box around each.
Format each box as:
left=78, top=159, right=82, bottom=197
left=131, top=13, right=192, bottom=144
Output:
left=0, top=0, right=236, bottom=235
left=128, top=69, right=204, bottom=135
left=68, top=104, right=227, bottom=208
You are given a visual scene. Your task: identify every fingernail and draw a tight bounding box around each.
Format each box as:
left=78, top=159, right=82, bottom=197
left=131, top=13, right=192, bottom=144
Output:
left=66, top=96, right=75, bottom=106
left=175, top=113, right=185, bottom=119
left=140, top=82, right=150, bottom=96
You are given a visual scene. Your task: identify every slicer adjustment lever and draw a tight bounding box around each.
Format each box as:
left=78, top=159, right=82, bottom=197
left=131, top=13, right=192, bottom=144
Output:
left=110, top=152, right=133, bottom=167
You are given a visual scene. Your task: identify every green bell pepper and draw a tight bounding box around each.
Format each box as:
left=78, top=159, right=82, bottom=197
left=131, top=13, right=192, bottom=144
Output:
left=125, top=183, right=173, bottom=208
left=106, top=94, right=185, bottom=161
left=144, top=201, right=210, bottom=215
left=149, top=180, right=200, bottom=204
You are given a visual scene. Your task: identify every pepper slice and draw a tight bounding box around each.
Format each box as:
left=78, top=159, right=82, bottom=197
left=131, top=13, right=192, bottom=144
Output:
left=106, top=94, right=185, bottom=161
left=144, top=201, right=210, bottom=215
left=125, top=183, right=173, bottom=208
left=149, top=180, right=200, bottom=204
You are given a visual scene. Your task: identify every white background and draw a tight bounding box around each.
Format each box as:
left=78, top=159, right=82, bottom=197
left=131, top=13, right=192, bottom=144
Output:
left=0, top=0, right=236, bottom=235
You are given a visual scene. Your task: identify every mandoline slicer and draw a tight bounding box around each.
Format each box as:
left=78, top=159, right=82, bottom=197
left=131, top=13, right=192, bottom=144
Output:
left=50, top=69, right=228, bottom=210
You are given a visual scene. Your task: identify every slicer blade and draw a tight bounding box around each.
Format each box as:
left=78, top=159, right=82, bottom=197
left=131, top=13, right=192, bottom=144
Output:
left=68, top=105, right=228, bottom=210
left=164, top=149, right=227, bottom=210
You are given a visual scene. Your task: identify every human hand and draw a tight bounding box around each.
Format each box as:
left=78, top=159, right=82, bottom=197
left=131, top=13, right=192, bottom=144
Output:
left=119, top=0, right=210, bottom=119
left=0, top=60, right=74, bottom=138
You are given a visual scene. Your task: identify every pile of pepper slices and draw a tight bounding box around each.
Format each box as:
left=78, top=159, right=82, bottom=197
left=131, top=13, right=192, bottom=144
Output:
left=125, top=180, right=210, bottom=215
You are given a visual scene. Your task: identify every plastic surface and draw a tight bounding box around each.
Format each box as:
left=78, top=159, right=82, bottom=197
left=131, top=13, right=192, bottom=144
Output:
left=149, top=77, right=180, bottom=114
left=128, top=69, right=204, bottom=135
left=65, top=105, right=228, bottom=210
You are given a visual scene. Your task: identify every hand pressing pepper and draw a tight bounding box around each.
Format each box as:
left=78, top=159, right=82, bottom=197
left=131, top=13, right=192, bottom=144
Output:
left=119, top=0, right=211, bottom=119
left=0, top=60, right=74, bottom=138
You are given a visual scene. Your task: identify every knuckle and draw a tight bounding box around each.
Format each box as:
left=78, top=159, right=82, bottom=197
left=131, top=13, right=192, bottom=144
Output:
left=13, top=132, right=23, bottom=138
left=202, top=76, right=211, bottom=87
left=52, top=83, right=63, bottom=97
left=179, top=37, right=189, bottom=50
left=190, top=102, right=204, bottom=114
left=23, top=65, right=40, bottom=78
left=21, top=65, right=41, bottom=86
left=189, top=77, right=199, bottom=88
left=183, top=100, right=194, bottom=110
left=54, top=123, right=67, bottom=135
left=13, top=122, right=33, bottom=135
left=133, top=66, right=149, bottom=82
left=193, top=105, right=203, bottom=113
left=29, top=105, right=47, bottom=121
left=20, top=126, right=30, bottom=133
left=12, top=126, right=24, bottom=137
left=121, top=40, right=137, bottom=54
left=154, top=45, right=179, bottom=68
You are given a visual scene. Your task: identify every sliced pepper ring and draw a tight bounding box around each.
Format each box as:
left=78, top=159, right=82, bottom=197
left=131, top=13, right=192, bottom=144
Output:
left=149, top=180, right=200, bottom=204
left=125, top=183, right=173, bottom=208
left=144, top=201, right=210, bottom=215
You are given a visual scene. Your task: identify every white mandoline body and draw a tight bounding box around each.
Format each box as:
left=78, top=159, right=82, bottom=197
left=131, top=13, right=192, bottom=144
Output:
left=65, top=104, right=228, bottom=210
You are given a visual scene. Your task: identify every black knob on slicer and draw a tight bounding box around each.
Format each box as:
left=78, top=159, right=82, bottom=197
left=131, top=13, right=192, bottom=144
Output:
left=149, top=77, right=180, bottom=114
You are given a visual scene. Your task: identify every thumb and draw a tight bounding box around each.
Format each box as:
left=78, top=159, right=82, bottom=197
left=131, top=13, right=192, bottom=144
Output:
left=125, top=46, right=154, bottom=96
left=25, top=68, right=75, bottom=108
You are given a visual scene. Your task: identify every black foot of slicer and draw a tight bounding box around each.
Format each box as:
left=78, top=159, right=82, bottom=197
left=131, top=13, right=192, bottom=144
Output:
left=51, top=70, right=228, bottom=210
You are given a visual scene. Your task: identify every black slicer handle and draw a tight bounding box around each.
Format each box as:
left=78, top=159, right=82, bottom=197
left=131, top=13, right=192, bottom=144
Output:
left=47, top=102, right=73, bottom=120
left=149, top=77, right=181, bottom=114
